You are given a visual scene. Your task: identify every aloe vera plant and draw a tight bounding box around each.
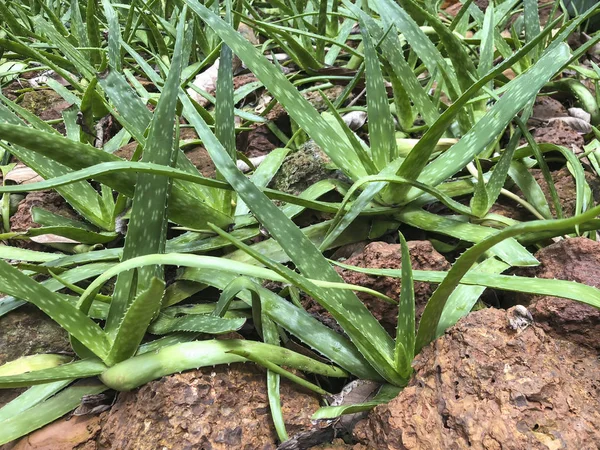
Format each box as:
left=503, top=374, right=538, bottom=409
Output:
left=0, top=0, right=599, bottom=445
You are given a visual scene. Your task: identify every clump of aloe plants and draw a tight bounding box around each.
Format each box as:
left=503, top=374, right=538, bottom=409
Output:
left=0, top=0, right=599, bottom=445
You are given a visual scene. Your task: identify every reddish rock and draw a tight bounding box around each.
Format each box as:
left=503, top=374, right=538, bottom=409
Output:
left=531, top=167, right=600, bottom=218
left=512, top=237, right=600, bottom=351
left=306, top=241, right=450, bottom=336
left=354, top=307, right=600, bottom=449
left=97, top=363, right=319, bottom=450
left=10, top=191, right=78, bottom=233
left=532, top=119, right=584, bottom=149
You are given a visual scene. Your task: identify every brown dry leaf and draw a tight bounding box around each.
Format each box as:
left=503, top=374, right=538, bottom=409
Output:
left=5, top=165, right=44, bottom=184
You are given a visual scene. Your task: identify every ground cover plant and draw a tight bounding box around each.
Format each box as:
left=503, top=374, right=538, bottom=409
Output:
left=0, top=0, right=599, bottom=445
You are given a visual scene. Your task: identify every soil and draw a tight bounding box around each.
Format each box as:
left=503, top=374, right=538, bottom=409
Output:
left=304, top=241, right=450, bottom=336
left=353, top=307, right=600, bottom=449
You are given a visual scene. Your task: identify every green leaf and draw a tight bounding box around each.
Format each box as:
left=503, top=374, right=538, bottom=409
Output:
left=100, top=340, right=348, bottom=391
left=0, top=260, right=109, bottom=360
left=0, top=359, right=107, bottom=388
left=0, top=380, right=107, bottom=446
left=394, top=233, right=414, bottom=378
left=360, top=19, right=396, bottom=168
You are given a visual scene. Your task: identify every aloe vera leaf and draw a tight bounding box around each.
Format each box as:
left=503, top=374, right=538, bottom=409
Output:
left=177, top=96, right=399, bottom=386
left=208, top=224, right=403, bottom=383
left=103, top=44, right=224, bottom=207
left=436, top=257, right=509, bottom=336
left=100, top=340, right=348, bottom=391
left=0, top=262, right=114, bottom=317
left=320, top=26, right=561, bottom=243
left=0, top=39, right=80, bottom=88
left=183, top=0, right=367, bottom=181
left=312, top=384, right=403, bottom=419
left=0, top=160, right=362, bottom=218
left=0, top=246, right=62, bottom=262
left=102, top=0, right=123, bottom=71
left=0, top=359, right=107, bottom=388
left=470, top=159, right=489, bottom=218
left=33, top=16, right=95, bottom=81
left=396, top=207, right=538, bottom=267
left=148, top=312, right=245, bottom=335
left=0, top=123, right=232, bottom=229
left=395, top=233, right=414, bottom=378
left=0, top=1, right=38, bottom=38
left=70, top=0, right=88, bottom=48
left=508, top=160, right=552, bottom=219
left=86, top=0, right=101, bottom=64
left=78, top=252, right=394, bottom=305
left=360, top=20, right=396, bottom=168
left=318, top=158, right=405, bottom=252
left=416, top=204, right=600, bottom=352
left=235, top=148, right=290, bottom=216
left=0, top=380, right=107, bottom=446
left=484, top=130, right=520, bottom=213
left=104, top=278, right=166, bottom=365
left=390, top=0, right=477, bottom=95
left=513, top=143, right=592, bottom=217
left=401, top=44, right=571, bottom=204
left=0, top=380, right=71, bottom=423
left=183, top=268, right=381, bottom=381
left=333, top=260, right=600, bottom=311
left=478, top=5, right=494, bottom=78
left=105, top=13, right=187, bottom=341
left=215, top=23, right=236, bottom=216
left=0, top=355, right=72, bottom=376
left=0, top=106, right=109, bottom=229
left=0, top=260, right=109, bottom=360
left=344, top=4, right=439, bottom=125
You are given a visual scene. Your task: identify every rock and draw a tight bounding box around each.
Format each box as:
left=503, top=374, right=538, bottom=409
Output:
left=10, top=191, right=79, bottom=233
left=270, top=141, right=349, bottom=196
left=0, top=305, right=71, bottom=366
left=354, top=307, right=600, bottom=449
left=532, top=167, right=600, bottom=218
left=19, top=90, right=71, bottom=123
left=98, top=363, right=320, bottom=449
left=532, top=119, right=584, bottom=149
left=0, top=305, right=71, bottom=409
left=511, top=237, right=600, bottom=351
left=304, top=241, right=450, bottom=336
left=532, top=96, right=569, bottom=120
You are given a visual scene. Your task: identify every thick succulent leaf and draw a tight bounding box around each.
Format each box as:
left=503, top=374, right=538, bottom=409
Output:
left=399, top=44, right=571, bottom=204
left=0, top=359, right=107, bottom=388
left=360, top=20, right=396, bottom=168
left=0, top=380, right=71, bottom=422
left=182, top=268, right=381, bottom=380
left=0, top=260, right=109, bottom=360
left=0, top=380, right=107, bottom=446
left=394, top=233, right=414, bottom=378
left=148, top=312, right=245, bottom=335
left=100, top=340, right=348, bottom=391
left=0, top=355, right=72, bottom=376
left=105, top=13, right=187, bottom=341
left=183, top=0, right=368, bottom=180
left=416, top=204, right=600, bottom=352
left=105, top=278, right=166, bottom=365
left=176, top=87, right=400, bottom=382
